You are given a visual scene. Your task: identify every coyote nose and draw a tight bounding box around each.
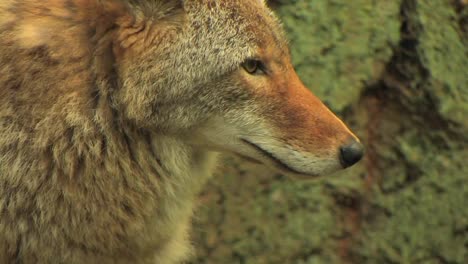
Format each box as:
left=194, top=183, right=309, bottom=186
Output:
left=339, top=140, right=364, bottom=168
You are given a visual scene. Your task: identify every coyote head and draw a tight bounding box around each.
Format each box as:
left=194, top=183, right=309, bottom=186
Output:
left=114, top=0, right=363, bottom=177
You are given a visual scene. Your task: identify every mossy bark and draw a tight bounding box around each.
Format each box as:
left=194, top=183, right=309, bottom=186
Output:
left=190, top=1, right=468, bottom=263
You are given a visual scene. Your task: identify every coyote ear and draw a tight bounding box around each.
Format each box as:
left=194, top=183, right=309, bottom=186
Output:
left=110, top=0, right=185, bottom=56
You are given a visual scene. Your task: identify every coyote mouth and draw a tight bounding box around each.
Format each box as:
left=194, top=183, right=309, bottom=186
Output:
left=241, top=138, right=313, bottom=176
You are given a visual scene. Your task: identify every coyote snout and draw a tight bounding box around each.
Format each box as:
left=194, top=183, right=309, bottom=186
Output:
left=195, top=56, right=364, bottom=177
left=241, top=62, right=364, bottom=177
left=234, top=64, right=363, bottom=177
left=237, top=76, right=364, bottom=177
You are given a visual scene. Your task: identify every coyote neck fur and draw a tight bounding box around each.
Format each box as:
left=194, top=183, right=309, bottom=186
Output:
left=0, top=4, right=218, bottom=260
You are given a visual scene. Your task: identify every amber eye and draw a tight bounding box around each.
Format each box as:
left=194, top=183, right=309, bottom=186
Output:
left=241, top=59, right=265, bottom=75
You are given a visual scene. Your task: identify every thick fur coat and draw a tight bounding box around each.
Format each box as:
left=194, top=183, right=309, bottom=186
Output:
left=0, top=0, right=362, bottom=263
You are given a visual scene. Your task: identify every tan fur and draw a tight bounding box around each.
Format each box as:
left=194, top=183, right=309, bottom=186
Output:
left=0, top=0, right=361, bottom=263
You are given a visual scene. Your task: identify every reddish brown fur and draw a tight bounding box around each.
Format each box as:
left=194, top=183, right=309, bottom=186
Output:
left=240, top=24, right=355, bottom=156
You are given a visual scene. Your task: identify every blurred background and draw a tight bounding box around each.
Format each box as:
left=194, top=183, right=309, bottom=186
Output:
left=190, top=0, right=468, bottom=263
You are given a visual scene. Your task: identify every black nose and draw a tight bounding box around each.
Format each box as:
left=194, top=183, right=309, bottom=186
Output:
left=340, top=140, right=364, bottom=168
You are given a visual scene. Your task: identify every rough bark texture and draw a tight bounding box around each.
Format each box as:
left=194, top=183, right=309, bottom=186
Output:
left=190, top=0, right=468, bottom=263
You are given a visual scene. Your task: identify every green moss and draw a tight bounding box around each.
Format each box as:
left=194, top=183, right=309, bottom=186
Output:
left=356, top=147, right=468, bottom=263
left=276, top=0, right=401, bottom=112
left=351, top=3, right=468, bottom=261
left=416, top=0, right=468, bottom=129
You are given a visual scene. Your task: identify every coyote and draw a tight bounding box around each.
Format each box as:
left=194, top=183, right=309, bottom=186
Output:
left=0, top=0, right=363, bottom=263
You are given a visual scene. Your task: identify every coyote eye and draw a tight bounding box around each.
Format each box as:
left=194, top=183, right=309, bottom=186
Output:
left=242, top=59, right=265, bottom=75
